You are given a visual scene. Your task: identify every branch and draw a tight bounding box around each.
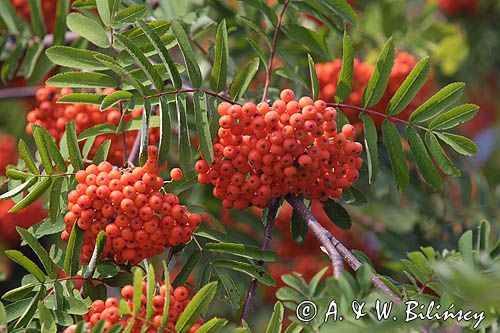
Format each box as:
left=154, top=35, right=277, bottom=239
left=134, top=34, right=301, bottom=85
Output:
left=261, top=0, right=291, bottom=102
left=0, top=86, right=40, bottom=99
left=240, top=197, right=281, bottom=325
left=285, top=194, right=402, bottom=304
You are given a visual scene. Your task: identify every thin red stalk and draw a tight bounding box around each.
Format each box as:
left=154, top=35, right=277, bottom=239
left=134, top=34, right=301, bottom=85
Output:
left=285, top=193, right=402, bottom=304
left=240, top=197, right=281, bottom=325
left=261, top=0, right=291, bottom=102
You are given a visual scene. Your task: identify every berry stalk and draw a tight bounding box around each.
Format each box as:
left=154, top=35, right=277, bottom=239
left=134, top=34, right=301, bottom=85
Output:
left=285, top=193, right=402, bottom=304
left=240, top=196, right=280, bottom=325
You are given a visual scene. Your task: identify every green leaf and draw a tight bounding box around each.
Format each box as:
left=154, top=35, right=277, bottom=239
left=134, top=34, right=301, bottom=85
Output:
left=171, top=20, right=202, bottom=88
left=266, top=301, right=284, bottom=333
left=0, top=1, right=21, bottom=33
left=239, top=0, right=277, bottom=26
left=195, top=317, right=228, bottom=333
left=46, top=46, right=109, bottom=70
left=335, top=31, right=354, bottom=103
left=114, top=33, right=164, bottom=91
left=282, top=24, right=330, bottom=60
left=138, top=21, right=182, bottom=90
left=205, top=242, right=276, bottom=261
left=37, top=125, right=67, bottom=172
left=290, top=208, right=308, bottom=244
left=230, top=57, right=260, bottom=100
left=64, top=223, right=84, bottom=276
left=459, top=230, right=473, bottom=266
left=18, top=138, right=39, bottom=174
left=47, top=71, right=116, bottom=88
left=66, top=120, right=84, bottom=170
left=94, top=54, right=147, bottom=95
left=13, top=286, right=45, bottom=330
left=160, top=261, right=171, bottom=332
left=139, top=99, right=152, bottom=165
left=477, top=220, right=490, bottom=253
left=362, top=37, right=395, bottom=108
left=78, top=123, right=117, bottom=141
left=9, top=177, right=52, bottom=213
left=382, top=120, right=409, bottom=192
left=211, top=20, right=229, bottom=93
left=409, top=82, right=465, bottom=123
left=5, top=168, right=31, bottom=180
left=435, top=132, right=478, bottom=156
left=38, top=302, right=57, bottom=333
left=342, top=187, right=368, bottom=206
left=113, top=5, right=147, bottom=27
left=387, top=56, right=430, bottom=116
left=0, top=178, right=37, bottom=200
left=424, top=132, right=460, bottom=176
left=16, top=227, right=58, bottom=279
left=100, top=90, right=132, bottom=111
left=360, top=113, right=378, bottom=183
left=322, top=199, right=351, bottom=230
left=284, top=322, right=303, bottom=333
left=193, top=92, right=214, bottom=164
left=307, top=54, right=319, bottom=100
left=96, top=0, right=112, bottom=26
left=57, top=93, right=106, bottom=105
left=5, top=250, right=45, bottom=282
left=28, top=0, right=46, bottom=37
left=319, top=0, right=357, bottom=25
left=33, top=126, right=54, bottom=174
left=145, top=264, right=155, bottom=322
left=67, top=12, right=110, bottom=48
left=53, top=0, right=70, bottom=45
left=213, top=259, right=275, bottom=286
left=406, top=127, right=441, bottom=189
left=158, top=96, right=172, bottom=165
left=1, top=283, right=36, bottom=301
left=237, top=16, right=271, bottom=50
left=84, top=231, right=107, bottom=279
left=93, top=139, right=112, bottom=164
left=49, top=177, right=64, bottom=224
left=132, top=268, right=143, bottom=315
left=172, top=251, right=201, bottom=288
left=429, top=104, right=478, bottom=130
left=175, top=282, right=218, bottom=333
left=176, top=93, right=192, bottom=170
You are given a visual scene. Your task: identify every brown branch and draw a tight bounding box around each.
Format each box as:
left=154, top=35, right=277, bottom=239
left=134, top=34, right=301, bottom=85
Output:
left=0, top=86, right=40, bottom=100
left=240, top=197, right=281, bottom=325
left=261, top=0, right=291, bottom=102
left=285, top=194, right=402, bottom=304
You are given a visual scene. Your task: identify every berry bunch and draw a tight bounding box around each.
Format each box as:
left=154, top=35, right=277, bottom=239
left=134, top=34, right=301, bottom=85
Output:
left=27, top=85, right=158, bottom=165
left=316, top=52, right=435, bottom=129
left=63, top=282, right=201, bottom=333
left=0, top=134, right=18, bottom=176
left=62, top=146, right=201, bottom=265
left=195, top=89, right=363, bottom=209
left=12, top=0, right=58, bottom=33
left=0, top=200, right=47, bottom=246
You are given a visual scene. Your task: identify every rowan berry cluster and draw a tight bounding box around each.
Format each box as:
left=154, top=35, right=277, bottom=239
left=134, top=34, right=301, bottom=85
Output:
left=0, top=199, right=47, bottom=246
left=63, top=282, right=201, bottom=333
left=27, top=85, right=158, bottom=165
left=316, top=52, right=435, bottom=129
left=195, top=89, right=363, bottom=209
left=0, top=134, right=17, bottom=176
left=12, top=0, right=57, bottom=33
left=62, top=146, right=201, bottom=265
left=437, top=0, right=478, bottom=15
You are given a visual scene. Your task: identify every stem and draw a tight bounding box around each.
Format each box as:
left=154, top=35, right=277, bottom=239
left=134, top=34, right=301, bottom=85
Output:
left=330, top=102, right=429, bottom=132
left=119, top=102, right=128, bottom=165
left=240, top=197, right=280, bottom=325
left=261, top=0, right=290, bottom=102
left=285, top=194, right=402, bottom=304
left=0, top=86, right=40, bottom=99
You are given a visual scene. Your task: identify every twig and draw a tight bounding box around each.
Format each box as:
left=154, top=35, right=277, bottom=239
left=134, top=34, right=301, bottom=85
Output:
left=285, top=194, right=402, bottom=304
left=261, top=0, right=291, bottom=102
left=240, top=197, right=281, bottom=325
left=0, top=86, right=40, bottom=99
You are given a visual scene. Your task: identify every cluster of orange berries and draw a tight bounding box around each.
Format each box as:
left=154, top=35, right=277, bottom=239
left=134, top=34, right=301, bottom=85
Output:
left=0, top=134, right=17, bottom=176
left=12, top=0, right=58, bottom=33
left=27, top=85, right=158, bottom=165
left=195, top=89, right=363, bottom=209
left=316, top=52, right=435, bottom=129
left=437, top=0, right=478, bottom=15
left=0, top=200, right=47, bottom=246
left=63, top=282, right=201, bottom=333
left=62, top=146, right=201, bottom=265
